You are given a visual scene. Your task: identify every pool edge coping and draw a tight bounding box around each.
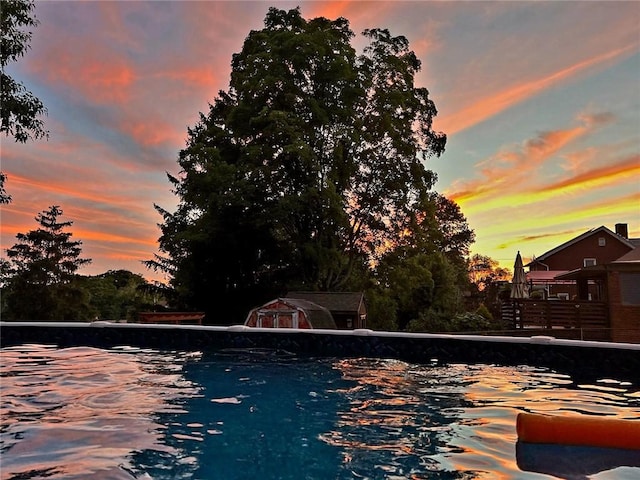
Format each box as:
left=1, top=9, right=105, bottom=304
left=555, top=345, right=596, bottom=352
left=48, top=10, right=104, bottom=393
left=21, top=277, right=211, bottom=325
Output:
left=2, top=321, right=639, bottom=351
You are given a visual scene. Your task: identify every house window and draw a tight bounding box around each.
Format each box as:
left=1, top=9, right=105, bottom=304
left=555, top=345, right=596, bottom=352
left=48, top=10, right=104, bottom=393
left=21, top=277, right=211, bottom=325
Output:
left=620, top=273, right=640, bottom=305
left=598, top=237, right=606, bottom=246
left=584, top=258, right=597, bottom=267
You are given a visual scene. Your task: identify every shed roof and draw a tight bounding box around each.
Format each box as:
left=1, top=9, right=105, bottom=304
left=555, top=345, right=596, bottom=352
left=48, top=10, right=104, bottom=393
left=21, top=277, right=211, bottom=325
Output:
left=281, top=298, right=337, bottom=329
left=287, top=291, right=365, bottom=314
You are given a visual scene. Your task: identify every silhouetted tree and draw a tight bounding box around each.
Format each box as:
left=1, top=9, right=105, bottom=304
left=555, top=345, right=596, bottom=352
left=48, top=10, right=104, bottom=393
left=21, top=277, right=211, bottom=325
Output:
left=148, top=7, right=449, bottom=323
left=367, top=192, right=473, bottom=331
left=1, top=0, right=48, bottom=204
left=467, top=253, right=511, bottom=319
left=1, top=0, right=47, bottom=143
left=2, top=206, right=91, bottom=320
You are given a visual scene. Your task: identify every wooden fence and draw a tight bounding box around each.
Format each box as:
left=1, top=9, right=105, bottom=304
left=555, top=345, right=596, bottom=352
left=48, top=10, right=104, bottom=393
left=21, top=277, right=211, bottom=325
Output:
left=137, top=312, right=205, bottom=325
left=502, top=300, right=609, bottom=341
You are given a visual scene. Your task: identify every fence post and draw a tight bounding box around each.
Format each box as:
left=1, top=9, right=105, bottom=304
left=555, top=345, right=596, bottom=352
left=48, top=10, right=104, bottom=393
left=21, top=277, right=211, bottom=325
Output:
left=575, top=303, right=582, bottom=340
left=545, top=301, right=552, bottom=329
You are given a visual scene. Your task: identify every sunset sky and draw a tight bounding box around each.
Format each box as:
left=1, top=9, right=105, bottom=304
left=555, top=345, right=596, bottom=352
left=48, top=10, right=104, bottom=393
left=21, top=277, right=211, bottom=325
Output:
left=2, top=1, right=639, bottom=283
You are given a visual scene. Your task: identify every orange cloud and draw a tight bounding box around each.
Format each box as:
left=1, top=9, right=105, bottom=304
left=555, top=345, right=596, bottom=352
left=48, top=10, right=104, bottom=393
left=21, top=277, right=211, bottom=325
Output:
left=504, top=228, right=579, bottom=247
left=449, top=124, right=591, bottom=206
left=157, top=67, right=219, bottom=88
left=6, top=174, right=140, bottom=208
left=447, top=110, right=621, bottom=208
left=537, top=154, right=640, bottom=196
left=561, top=147, right=597, bottom=173
left=464, top=182, right=639, bottom=249
left=121, top=118, right=184, bottom=148
left=437, top=44, right=637, bottom=135
left=73, top=228, right=157, bottom=247
left=307, top=2, right=351, bottom=20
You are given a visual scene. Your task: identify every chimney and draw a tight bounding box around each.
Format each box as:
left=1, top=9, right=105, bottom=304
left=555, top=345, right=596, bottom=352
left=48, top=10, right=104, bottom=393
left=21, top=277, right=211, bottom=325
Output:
left=615, top=223, right=628, bottom=239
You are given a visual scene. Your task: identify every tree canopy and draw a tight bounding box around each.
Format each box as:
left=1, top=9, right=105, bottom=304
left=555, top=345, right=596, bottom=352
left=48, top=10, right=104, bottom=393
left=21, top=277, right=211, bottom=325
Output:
left=1, top=0, right=48, bottom=204
left=1, top=0, right=47, bottom=144
left=149, top=7, right=473, bottom=325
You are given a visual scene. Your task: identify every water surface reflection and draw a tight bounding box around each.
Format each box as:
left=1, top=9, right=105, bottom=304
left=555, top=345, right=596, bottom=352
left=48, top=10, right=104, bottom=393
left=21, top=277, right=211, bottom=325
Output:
left=2, top=346, right=639, bottom=480
left=325, top=359, right=640, bottom=479
left=1, top=345, right=200, bottom=479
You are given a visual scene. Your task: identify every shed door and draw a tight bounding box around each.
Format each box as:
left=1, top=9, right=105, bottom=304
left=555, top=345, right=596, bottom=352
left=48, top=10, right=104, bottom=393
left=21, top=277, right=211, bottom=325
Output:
left=278, top=313, right=292, bottom=328
left=275, top=310, right=299, bottom=328
left=256, top=310, right=299, bottom=328
left=258, top=313, right=274, bottom=328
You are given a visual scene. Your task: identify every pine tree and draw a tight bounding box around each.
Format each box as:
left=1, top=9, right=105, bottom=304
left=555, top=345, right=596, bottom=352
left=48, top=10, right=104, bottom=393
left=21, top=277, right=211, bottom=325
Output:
left=3, top=206, right=91, bottom=320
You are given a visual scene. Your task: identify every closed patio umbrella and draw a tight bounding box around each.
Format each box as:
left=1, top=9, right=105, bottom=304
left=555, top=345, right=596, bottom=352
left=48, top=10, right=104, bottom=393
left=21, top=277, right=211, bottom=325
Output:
left=510, top=251, right=529, bottom=299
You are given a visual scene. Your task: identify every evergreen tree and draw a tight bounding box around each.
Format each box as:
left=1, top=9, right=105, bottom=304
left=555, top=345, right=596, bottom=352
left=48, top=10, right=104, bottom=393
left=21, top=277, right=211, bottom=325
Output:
left=3, top=206, right=91, bottom=320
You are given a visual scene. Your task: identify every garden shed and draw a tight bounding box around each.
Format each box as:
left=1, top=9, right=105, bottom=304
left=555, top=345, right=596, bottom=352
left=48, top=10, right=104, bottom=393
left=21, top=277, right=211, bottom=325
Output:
left=287, top=291, right=367, bottom=329
left=244, top=298, right=337, bottom=329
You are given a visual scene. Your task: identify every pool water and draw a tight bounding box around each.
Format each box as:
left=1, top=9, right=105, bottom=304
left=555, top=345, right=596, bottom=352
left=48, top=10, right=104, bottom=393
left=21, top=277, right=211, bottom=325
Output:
left=1, top=344, right=639, bottom=479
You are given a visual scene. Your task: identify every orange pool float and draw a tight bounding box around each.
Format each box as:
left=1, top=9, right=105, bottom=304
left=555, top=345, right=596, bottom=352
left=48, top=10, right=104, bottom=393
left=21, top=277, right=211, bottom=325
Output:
left=517, top=412, right=640, bottom=450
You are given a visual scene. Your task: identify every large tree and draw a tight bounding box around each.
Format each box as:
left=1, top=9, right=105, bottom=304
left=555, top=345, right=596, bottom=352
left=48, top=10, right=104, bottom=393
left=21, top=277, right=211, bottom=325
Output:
left=149, top=7, right=449, bottom=322
left=1, top=0, right=48, bottom=204
left=2, top=206, right=91, bottom=320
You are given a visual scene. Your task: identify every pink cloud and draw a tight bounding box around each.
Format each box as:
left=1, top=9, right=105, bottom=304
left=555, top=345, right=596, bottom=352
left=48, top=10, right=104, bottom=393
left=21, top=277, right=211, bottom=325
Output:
left=28, top=41, right=137, bottom=104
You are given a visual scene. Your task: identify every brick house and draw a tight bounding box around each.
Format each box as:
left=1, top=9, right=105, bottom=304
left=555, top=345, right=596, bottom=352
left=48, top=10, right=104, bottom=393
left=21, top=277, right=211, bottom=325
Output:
left=511, top=223, right=640, bottom=343
left=556, top=247, right=640, bottom=343
left=526, top=224, right=637, bottom=300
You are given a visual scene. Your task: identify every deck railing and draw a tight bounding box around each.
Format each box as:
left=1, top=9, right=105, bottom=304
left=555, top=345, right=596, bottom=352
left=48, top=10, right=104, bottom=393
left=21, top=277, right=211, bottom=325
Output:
left=502, top=300, right=609, bottom=341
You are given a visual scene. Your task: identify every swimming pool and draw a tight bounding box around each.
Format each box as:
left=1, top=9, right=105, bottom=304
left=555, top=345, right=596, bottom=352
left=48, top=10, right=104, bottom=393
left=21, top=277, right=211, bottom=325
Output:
left=1, top=342, right=639, bottom=479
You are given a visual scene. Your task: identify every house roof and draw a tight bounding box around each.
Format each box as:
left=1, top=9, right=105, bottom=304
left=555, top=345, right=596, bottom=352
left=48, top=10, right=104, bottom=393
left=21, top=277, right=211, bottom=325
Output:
left=287, top=291, right=365, bottom=314
left=526, top=270, right=573, bottom=284
left=526, top=226, right=637, bottom=266
left=613, top=247, right=640, bottom=263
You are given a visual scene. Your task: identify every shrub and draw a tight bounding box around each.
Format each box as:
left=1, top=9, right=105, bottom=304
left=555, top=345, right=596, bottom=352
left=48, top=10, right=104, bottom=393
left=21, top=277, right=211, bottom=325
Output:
left=475, top=303, right=493, bottom=321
